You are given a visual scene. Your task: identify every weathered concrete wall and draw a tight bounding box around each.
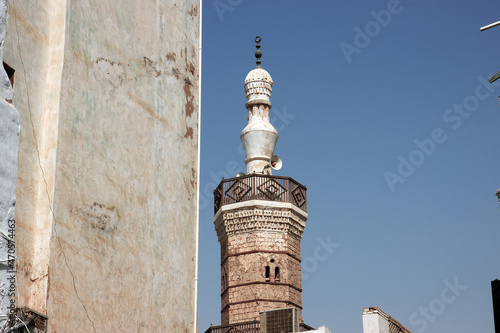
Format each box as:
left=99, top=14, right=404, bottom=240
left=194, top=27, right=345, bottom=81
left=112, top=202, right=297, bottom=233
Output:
left=0, top=0, right=17, bottom=326
left=4, top=0, right=63, bottom=317
left=4, top=0, right=200, bottom=332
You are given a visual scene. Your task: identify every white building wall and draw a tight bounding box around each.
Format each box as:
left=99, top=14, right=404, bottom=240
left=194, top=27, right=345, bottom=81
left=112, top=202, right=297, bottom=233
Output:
left=3, top=0, right=201, bottom=331
left=302, top=326, right=332, bottom=333
left=362, top=311, right=390, bottom=333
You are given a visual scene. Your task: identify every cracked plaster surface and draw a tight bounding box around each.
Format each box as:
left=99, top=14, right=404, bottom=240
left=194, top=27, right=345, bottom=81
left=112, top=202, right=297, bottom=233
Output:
left=3, top=0, right=200, bottom=331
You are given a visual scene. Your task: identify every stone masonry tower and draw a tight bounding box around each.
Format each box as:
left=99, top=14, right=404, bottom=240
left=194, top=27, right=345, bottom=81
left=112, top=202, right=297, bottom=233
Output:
left=213, top=37, right=308, bottom=326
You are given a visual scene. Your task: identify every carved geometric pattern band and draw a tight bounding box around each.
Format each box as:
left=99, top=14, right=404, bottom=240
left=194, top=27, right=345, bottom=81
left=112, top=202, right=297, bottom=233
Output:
left=225, top=180, right=252, bottom=202
left=214, top=208, right=307, bottom=241
left=257, top=178, right=286, bottom=201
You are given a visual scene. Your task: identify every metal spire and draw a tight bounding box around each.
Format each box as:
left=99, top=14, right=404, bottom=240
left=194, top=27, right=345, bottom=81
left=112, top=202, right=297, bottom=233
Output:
left=255, top=36, right=262, bottom=68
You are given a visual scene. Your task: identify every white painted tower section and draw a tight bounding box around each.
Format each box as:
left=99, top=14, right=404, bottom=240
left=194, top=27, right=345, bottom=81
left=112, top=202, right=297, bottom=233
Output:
left=240, top=39, right=278, bottom=175
left=362, top=311, right=390, bottom=333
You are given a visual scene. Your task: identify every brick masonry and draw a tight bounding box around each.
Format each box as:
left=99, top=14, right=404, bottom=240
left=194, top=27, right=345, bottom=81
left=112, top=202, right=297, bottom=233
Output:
left=214, top=201, right=308, bottom=324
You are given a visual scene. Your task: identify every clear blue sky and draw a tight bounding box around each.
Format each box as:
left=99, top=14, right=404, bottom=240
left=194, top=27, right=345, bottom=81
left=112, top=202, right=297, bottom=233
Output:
left=198, top=1, right=500, bottom=332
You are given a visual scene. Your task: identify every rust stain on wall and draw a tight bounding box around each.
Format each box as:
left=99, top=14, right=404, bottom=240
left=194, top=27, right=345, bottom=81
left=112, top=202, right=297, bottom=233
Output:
left=128, top=92, right=167, bottom=123
left=166, top=52, right=176, bottom=61
left=7, top=5, right=48, bottom=44
left=19, top=260, right=45, bottom=313
left=190, top=168, right=196, bottom=188
left=187, top=62, right=195, bottom=75
left=183, top=82, right=194, bottom=117
left=188, top=5, right=199, bottom=17
left=184, top=127, right=193, bottom=139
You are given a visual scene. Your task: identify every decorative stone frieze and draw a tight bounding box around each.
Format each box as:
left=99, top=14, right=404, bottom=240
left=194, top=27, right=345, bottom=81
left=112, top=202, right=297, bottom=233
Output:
left=214, top=202, right=307, bottom=242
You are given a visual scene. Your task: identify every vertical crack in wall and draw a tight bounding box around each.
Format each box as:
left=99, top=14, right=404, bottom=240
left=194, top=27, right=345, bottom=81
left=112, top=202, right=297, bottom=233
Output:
left=10, top=1, right=97, bottom=332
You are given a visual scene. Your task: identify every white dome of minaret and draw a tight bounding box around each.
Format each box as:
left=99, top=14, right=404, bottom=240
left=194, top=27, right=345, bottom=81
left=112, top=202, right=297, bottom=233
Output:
left=244, top=37, right=273, bottom=102
left=244, top=68, right=273, bottom=101
left=240, top=36, right=279, bottom=175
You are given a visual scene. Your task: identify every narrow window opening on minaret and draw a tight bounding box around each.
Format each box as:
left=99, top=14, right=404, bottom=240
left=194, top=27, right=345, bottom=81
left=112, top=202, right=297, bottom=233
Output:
left=275, top=267, right=280, bottom=282
left=265, top=265, right=270, bottom=282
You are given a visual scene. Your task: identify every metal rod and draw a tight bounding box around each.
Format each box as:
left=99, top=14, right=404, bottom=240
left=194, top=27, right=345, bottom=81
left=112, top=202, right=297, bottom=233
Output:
left=480, top=20, right=500, bottom=31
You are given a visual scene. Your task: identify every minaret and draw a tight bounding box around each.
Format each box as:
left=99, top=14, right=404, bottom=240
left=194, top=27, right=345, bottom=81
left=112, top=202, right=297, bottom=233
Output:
left=213, top=37, right=309, bottom=326
left=241, top=36, right=278, bottom=176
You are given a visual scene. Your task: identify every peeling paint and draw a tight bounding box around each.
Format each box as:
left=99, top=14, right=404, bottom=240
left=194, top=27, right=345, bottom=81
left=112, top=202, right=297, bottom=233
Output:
left=187, top=62, right=195, bottom=76
left=184, top=126, right=193, bottom=139
left=78, top=202, right=120, bottom=232
left=184, top=83, right=195, bottom=117
left=143, top=56, right=161, bottom=77
left=94, top=57, right=126, bottom=89
left=166, top=52, right=176, bottom=61
left=164, top=67, right=181, bottom=79
left=188, top=5, right=198, bottom=17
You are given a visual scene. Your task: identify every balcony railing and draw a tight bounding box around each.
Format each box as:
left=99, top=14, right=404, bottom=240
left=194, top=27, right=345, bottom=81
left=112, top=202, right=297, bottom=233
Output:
left=204, top=321, right=315, bottom=333
left=213, top=174, right=307, bottom=214
left=204, top=320, right=260, bottom=333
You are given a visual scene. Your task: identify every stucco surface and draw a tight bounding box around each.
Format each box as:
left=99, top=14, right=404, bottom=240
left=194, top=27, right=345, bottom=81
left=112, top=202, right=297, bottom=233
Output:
left=4, top=0, right=61, bottom=316
left=4, top=0, right=200, bottom=332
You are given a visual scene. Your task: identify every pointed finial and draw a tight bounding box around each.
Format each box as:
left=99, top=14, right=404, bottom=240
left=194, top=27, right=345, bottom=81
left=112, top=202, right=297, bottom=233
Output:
left=254, top=36, right=262, bottom=68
